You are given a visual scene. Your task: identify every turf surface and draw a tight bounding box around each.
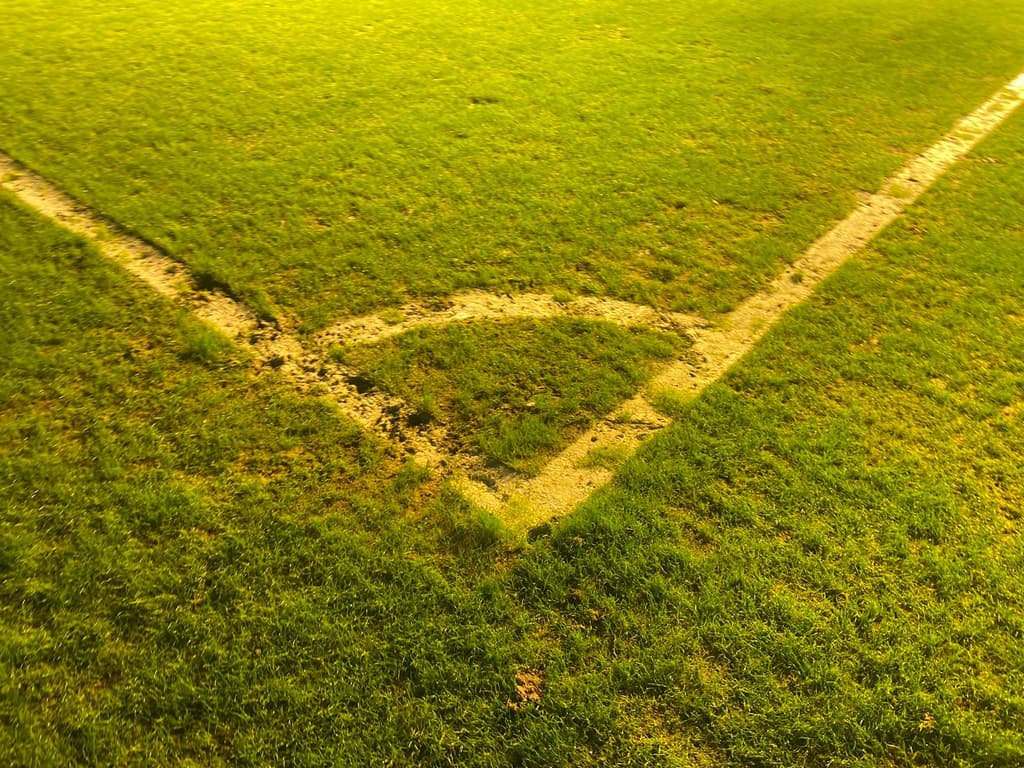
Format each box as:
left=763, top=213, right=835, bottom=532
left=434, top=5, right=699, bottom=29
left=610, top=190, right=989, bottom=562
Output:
left=3, top=102, right=1023, bottom=767
left=4, top=0, right=1024, bottom=764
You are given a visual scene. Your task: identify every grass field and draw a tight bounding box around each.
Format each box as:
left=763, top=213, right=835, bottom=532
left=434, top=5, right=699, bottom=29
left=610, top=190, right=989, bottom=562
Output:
left=2, top=1, right=1024, bottom=765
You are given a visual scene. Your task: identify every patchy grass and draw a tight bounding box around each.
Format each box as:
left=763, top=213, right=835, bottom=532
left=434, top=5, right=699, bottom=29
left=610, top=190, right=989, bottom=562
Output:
left=2, top=2, right=1024, bottom=764
left=337, top=319, right=685, bottom=473
left=1, top=1, right=1023, bottom=328
left=582, top=443, right=633, bottom=471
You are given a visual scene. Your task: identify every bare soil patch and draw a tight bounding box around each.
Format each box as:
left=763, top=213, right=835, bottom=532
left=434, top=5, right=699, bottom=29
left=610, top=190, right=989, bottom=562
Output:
left=508, top=668, right=544, bottom=711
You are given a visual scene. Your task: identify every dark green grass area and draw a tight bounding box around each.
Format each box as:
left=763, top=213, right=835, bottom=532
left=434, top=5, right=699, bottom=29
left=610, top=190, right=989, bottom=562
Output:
left=2, top=1, right=1024, bottom=329
left=4, top=121, right=1024, bottom=764
left=337, top=319, right=685, bottom=473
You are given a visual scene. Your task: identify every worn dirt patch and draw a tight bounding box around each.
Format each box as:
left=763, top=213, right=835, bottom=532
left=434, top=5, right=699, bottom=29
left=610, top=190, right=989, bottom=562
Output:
left=507, top=668, right=544, bottom=711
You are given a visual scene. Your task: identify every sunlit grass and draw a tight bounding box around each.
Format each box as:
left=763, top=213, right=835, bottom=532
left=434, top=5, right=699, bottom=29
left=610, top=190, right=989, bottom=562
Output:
left=4, top=112, right=1024, bottom=763
left=2, top=1, right=1024, bottom=764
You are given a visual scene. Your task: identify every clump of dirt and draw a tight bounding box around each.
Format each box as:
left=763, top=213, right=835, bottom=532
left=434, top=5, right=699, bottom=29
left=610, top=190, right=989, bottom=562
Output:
left=508, top=668, right=544, bottom=711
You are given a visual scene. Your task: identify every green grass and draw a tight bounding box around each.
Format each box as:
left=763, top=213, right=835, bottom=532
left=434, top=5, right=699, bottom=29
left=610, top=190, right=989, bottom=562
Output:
left=0, top=193, right=517, bottom=765
left=2, top=1, right=1023, bottom=329
left=3, top=105, right=1024, bottom=766
left=337, top=319, right=685, bottom=473
left=3, top=2, right=1024, bottom=765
